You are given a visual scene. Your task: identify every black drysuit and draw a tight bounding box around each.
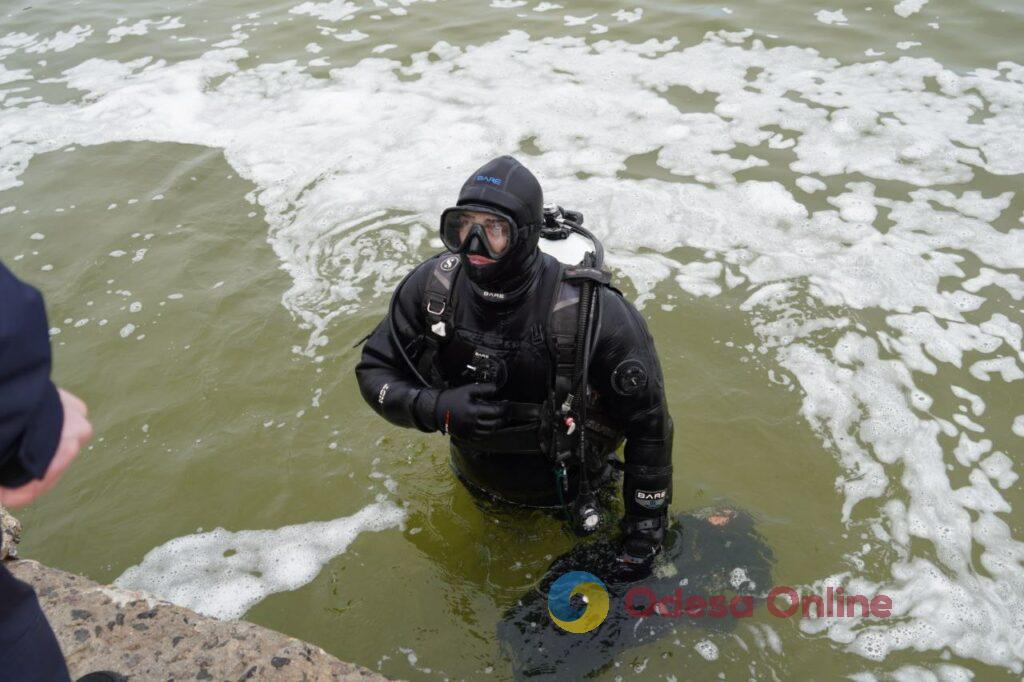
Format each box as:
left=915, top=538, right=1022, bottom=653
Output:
left=355, top=156, right=674, bottom=560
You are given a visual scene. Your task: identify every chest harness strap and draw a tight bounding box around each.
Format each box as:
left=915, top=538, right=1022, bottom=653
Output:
left=416, top=253, right=462, bottom=385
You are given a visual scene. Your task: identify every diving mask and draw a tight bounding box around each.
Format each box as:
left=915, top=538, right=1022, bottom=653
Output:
left=440, top=205, right=518, bottom=262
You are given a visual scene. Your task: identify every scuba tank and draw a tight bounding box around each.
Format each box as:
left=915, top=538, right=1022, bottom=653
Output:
left=538, top=205, right=604, bottom=269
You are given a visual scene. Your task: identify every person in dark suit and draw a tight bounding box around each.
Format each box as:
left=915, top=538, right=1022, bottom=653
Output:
left=356, top=157, right=674, bottom=579
left=1, top=262, right=93, bottom=681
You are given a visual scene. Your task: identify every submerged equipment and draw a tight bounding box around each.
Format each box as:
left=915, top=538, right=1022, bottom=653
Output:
left=389, top=204, right=613, bottom=536
left=498, top=507, right=775, bottom=680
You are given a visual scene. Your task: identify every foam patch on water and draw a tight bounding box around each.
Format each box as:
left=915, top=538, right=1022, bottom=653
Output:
left=2, top=20, right=1024, bottom=674
left=695, top=639, right=719, bottom=661
left=0, top=64, right=30, bottom=85
left=107, top=16, right=185, bottom=44
left=290, top=0, right=361, bottom=21
left=815, top=9, right=848, bottom=26
left=894, top=0, right=929, bottom=18
left=2, top=33, right=1022, bottom=337
left=22, top=25, right=94, bottom=55
left=114, top=500, right=405, bottom=619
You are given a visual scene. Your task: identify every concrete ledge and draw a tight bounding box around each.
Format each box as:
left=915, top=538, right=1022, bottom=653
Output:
left=8, top=559, right=389, bottom=681
left=1, top=508, right=390, bottom=681
left=1, top=506, right=20, bottom=561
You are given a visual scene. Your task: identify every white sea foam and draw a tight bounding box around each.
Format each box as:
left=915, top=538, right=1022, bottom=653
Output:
left=335, top=29, right=369, bottom=42
left=612, top=8, right=642, bottom=23
left=290, top=0, right=361, bottom=21
left=0, top=32, right=37, bottom=60
left=114, top=501, right=405, bottom=619
left=795, top=176, right=826, bottom=193
left=107, top=17, right=185, bottom=44
left=894, top=0, right=928, bottom=18
left=564, top=14, right=597, bottom=27
left=694, top=639, right=719, bottom=661
left=969, top=357, right=1023, bottom=383
left=22, top=25, right=94, bottom=54
left=950, top=385, right=985, bottom=416
left=0, top=64, right=30, bottom=85
left=1012, top=416, right=1024, bottom=437
left=2, top=21, right=1023, bottom=674
left=815, top=9, right=848, bottom=25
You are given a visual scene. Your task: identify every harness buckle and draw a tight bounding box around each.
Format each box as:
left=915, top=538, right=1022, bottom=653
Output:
left=427, top=299, right=446, bottom=316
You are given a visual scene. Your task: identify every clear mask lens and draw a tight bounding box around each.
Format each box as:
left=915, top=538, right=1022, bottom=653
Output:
left=441, top=208, right=515, bottom=259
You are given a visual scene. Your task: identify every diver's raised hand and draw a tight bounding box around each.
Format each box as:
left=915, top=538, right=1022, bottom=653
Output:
left=433, top=382, right=509, bottom=439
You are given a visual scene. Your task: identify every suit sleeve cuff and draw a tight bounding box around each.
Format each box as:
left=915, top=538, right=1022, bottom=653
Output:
left=412, top=389, right=440, bottom=433
left=9, top=382, right=64, bottom=485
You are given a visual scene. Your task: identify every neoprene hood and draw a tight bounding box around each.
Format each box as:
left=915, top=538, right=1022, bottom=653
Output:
left=454, top=155, right=544, bottom=289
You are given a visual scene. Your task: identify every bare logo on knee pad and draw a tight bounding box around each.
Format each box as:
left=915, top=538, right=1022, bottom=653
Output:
left=635, top=489, right=667, bottom=510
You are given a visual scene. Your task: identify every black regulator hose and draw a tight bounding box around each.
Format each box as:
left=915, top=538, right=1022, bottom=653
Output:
left=388, top=267, right=432, bottom=388
left=570, top=250, right=608, bottom=533
left=559, top=209, right=605, bottom=271
left=576, top=225, right=604, bottom=270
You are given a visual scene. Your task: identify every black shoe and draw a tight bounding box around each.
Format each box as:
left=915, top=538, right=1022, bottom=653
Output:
left=77, top=673, right=128, bottom=682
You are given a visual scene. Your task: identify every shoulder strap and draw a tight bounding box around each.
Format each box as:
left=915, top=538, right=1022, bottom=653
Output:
left=547, top=264, right=613, bottom=404
left=545, top=264, right=613, bottom=463
left=416, top=253, right=461, bottom=383
left=548, top=268, right=579, bottom=412
left=562, top=265, right=612, bottom=285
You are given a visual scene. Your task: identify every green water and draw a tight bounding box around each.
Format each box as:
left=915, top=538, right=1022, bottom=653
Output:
left=2, top=0, right=1023, bottom=679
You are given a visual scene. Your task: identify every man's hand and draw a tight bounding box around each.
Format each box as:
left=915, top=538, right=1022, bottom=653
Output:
left=0, top=388, right=92, bottom=508
left=434, top=382, right=508, bottom=439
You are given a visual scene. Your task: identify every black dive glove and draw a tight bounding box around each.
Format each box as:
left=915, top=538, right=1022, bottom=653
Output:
left=418, top=383, right=508, bottom=439
left=613, top=514, right=668, bottom=582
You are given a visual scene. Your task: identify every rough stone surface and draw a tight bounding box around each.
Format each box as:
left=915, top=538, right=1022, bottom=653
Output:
left=1, top=505, right=21, bottom=560
left=1, top=505, right=391, bottom=681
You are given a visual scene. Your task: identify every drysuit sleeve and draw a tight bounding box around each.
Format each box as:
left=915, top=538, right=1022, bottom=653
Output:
left=0, top=263, right=64, bottom=488
left=589, top=287, right=674, bottom=547
left=355, top=259, right=441, bottom=433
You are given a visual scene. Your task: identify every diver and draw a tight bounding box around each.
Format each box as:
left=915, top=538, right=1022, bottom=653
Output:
left=355, top=155, right=674, bottom=579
